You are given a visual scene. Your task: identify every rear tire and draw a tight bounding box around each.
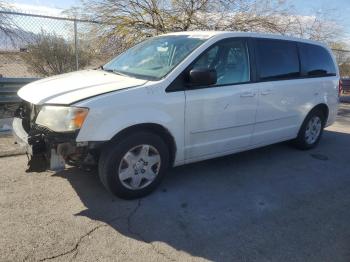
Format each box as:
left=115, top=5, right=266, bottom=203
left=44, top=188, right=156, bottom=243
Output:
left=293, top=109, right=325, bottom=150
left=99, top=131, right=169, bottom=199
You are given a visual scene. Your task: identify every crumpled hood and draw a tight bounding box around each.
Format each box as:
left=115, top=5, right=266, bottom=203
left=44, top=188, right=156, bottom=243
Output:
left=18, top=69, right=148, bottom=105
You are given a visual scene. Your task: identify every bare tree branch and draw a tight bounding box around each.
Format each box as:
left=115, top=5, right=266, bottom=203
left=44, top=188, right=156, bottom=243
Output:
left=66, top=0, right=343, bottom=57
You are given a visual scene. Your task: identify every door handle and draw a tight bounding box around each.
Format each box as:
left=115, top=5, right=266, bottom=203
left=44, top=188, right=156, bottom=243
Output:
left=261, top=89, right=272, bottom=96
left=240, top=92, right=256, bottom=97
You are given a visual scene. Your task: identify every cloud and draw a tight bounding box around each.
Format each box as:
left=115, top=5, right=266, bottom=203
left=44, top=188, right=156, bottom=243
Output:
left=4, top=2, right=64, bottom=17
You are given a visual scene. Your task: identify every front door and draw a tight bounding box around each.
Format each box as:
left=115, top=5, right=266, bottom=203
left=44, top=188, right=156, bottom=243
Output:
left=184, top=38, right=258, bottom=161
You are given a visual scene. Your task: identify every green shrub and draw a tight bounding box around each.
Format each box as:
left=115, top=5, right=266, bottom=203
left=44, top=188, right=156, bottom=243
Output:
left=23, top=32, right=91, bottom=77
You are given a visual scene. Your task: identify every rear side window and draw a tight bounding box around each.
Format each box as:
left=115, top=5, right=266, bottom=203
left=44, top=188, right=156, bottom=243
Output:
left=256, top=39, right=300, bottom=81
left=298, top=43, right=336, bottom=77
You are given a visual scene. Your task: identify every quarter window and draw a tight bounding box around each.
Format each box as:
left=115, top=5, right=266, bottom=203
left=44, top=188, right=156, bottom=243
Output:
left=256, top=39, right=300, bottom=81
left=299, top=43, right=336, bottom=77
left=191, top=39, right=250, bottom=85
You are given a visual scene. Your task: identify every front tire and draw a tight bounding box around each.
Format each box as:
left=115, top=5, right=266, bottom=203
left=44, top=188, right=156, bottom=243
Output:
left=99, top=131, right=170, bottom=199
left=293, top=109, right=325, bottom=150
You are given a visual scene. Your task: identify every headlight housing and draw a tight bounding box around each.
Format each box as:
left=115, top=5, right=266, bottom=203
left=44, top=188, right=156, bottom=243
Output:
left=35, top=106, right=89, bottom=132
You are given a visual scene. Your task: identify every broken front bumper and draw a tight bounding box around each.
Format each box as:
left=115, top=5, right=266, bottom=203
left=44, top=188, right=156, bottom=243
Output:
left=12, top=117, right=34, bottom=155
left=12, top=118, right=94, bottom=172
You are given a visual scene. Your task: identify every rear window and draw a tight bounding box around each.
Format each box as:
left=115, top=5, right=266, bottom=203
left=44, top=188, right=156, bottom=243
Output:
left=256, top=39, right=300, bottom=81
left=298, top=43, right=336, bottom=77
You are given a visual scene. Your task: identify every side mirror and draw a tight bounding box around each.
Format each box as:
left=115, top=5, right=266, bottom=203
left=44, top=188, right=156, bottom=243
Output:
left=188, top=68, right=217, bottom=87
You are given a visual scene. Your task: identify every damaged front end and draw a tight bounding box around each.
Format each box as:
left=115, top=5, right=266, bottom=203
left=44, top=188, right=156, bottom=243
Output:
left=13, top=102, right=98, bottom=172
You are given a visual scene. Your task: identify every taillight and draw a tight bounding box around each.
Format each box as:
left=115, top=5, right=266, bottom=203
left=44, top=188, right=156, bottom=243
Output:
left=339, top=79, right=343, bottom=96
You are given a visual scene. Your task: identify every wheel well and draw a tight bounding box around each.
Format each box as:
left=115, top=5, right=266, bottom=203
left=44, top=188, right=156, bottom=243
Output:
left=311, top=103, right=329, bottom=123
left=110, top=123, right=177, bottom=166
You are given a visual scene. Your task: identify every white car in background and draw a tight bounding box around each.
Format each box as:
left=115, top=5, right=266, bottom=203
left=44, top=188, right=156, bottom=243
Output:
left=13, top=31, right=339, bottom=199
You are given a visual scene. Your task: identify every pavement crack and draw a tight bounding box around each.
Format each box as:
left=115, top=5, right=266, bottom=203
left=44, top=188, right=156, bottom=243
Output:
left=38, top=224, right=106, bottom=261
left=35, top=199, right=175, bottom=261
left=127, top=199, right=176, bottom=262
left=36, top=212, right=127, bottom=262
left=126, top=199, right=143, bottom=238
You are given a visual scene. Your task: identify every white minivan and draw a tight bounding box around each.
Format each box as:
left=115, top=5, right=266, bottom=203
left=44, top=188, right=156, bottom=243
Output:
left=13, top=31, right=339, bottom=199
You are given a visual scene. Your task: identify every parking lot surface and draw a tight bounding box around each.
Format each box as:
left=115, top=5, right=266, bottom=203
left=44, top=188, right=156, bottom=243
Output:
left=1, top=103, right=350, bottom=262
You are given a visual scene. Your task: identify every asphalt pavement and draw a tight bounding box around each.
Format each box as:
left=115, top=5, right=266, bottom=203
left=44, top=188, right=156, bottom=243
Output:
left=0, top=103, right=349, bottom=262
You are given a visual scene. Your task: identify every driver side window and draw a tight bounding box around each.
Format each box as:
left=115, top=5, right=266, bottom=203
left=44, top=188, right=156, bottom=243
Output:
left=192, top=39, right=250, bottom=85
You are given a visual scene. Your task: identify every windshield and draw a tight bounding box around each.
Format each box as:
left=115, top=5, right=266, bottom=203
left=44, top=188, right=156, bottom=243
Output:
left=103, top=35, right=209, bottom=80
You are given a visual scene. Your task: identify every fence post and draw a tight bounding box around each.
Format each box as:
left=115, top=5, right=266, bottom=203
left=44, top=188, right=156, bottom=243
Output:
left=74, top=19, right=79, bottom=71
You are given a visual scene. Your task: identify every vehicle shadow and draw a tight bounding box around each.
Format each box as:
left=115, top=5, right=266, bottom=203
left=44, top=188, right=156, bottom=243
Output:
left=53, top=128, right=350, bottom=261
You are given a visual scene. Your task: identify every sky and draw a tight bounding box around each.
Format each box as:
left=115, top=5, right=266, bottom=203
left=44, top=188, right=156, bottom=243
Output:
left=6, top=0, right=350, bottom=42
left=9, top=0, right=78, bottom=10
left=291, top=0, right=350, bottom=40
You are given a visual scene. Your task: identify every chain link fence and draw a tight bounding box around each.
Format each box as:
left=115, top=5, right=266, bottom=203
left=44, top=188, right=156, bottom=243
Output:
left=1, top=10, right=350, bottom=78
left=332, top=49, right=350, bottom=78
left=0, top=10, right=110, bottom=78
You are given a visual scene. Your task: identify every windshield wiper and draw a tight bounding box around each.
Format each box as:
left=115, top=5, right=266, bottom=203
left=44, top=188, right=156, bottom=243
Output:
left=98, top=65, right=113, bottom=72
left=111, top=70, right=131, bottom=77
left=99, top=65, right=129, bottom=76
left=99, top=66, right=152, bottom=80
